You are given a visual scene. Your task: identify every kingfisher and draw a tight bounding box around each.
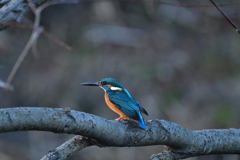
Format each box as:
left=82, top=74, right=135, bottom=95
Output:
left=81, top=78, right=148, bottom=129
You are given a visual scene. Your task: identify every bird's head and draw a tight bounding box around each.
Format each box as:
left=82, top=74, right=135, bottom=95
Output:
left=81, top=78, right=124, bottom=92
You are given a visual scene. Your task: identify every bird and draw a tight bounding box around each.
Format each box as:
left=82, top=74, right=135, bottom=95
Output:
left=81, top=78, right=148, bottom=129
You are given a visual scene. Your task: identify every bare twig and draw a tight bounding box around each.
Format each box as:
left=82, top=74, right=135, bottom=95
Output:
left=26, top=0, right=36, bottom=14
left=210, top=0, right=240, bottom=34
left=40, top=135, right=96, bottom=160
left=0, top=21, right=72, bottom=50
left=0, top=0, right=234, bottom=29
left=6, top=27, right=43, bottom=85
left=0, top=79, right=14, bottom=90
left=5, top=0, right=41, bottom=85
left=42, top=30, right=72, bottom=50
left=5, top=0, right=74, bottom=86
left=129, top=1, right=234, bottom=8
left=63, top=0, right=234, bottom=8
left=27, top=0, right=40, bottom=28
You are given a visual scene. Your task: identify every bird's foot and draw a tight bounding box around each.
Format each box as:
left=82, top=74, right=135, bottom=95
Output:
left=115, top=117, right=130, bottom=120
left=115, top=117, right=123, bottom=120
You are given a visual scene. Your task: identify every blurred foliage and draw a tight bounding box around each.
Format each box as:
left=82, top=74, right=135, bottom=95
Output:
left=0, top=0, right=240, bottom=160
left=213, top=102, right=237, bottom=128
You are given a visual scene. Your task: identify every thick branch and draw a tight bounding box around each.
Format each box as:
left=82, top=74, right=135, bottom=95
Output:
left=0, top=0, right=23, bottom=19
left=0, top=0, right=50, bottom=29
left=0, top=107, right=240, bottom=159
left=0, top=0, right=27, bottom=30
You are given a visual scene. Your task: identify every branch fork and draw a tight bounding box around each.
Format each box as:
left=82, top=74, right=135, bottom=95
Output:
left=0, top=107, right=239, bottom=160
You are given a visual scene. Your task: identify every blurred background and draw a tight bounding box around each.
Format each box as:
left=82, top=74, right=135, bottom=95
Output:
left=0, top=0, right=240, bottom=159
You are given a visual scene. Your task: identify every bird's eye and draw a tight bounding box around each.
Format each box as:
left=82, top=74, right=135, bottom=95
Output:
left=101, top=81, right=107, bottom=85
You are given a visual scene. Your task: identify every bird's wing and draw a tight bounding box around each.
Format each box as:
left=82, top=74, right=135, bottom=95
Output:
left=123, top=89, right=148, bottom=116
left=107, top=91, right=143, bottom=120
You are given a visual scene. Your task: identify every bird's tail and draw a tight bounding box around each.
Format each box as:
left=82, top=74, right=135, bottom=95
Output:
left=137, top=111, right=147, bottom=130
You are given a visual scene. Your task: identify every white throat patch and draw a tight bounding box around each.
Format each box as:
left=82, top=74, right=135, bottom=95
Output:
left=110, top=87, right=123, bottom=91
left=99, top=86, right=106, bottom=92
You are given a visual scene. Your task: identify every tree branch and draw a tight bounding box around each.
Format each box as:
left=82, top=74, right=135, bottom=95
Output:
left=40, top=135, right=95, bottom=160
left=0, top=0, right=27, bottom=30
left=0, top=107, right=239, bottom=160
left=0, top=0, right=23, bottom=19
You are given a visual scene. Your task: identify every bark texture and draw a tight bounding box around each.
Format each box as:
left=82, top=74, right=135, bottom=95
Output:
left=0, top=107, right=239, bottom=160
left=0, top=0, right=49, bottom=30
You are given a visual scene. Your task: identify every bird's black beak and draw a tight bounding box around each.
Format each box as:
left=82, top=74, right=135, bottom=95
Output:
left=81, top=81, right=101, bottom=86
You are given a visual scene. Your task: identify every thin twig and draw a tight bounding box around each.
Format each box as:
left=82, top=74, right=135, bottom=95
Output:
left=6, top=0, right=41, bottom=85
left=210, top=0, right=240, bottom=34
left=130, top=0, right=234, bottom=8
left=0, top=21, right=72, bottom=50
left=42, top=30, right=73, bottom=50
left=5, top=0, right=75, bottom=85
left=4, top=0, right=72, bottom=85
left=6, top=27, right=43, bottom=85
left=27, top=0, right=40, bottom=28
left=26, top=0, right=36, bottom=14
left=0, top=79, right=14, bottom=90
left=62, top=0, right=234, bottom=8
